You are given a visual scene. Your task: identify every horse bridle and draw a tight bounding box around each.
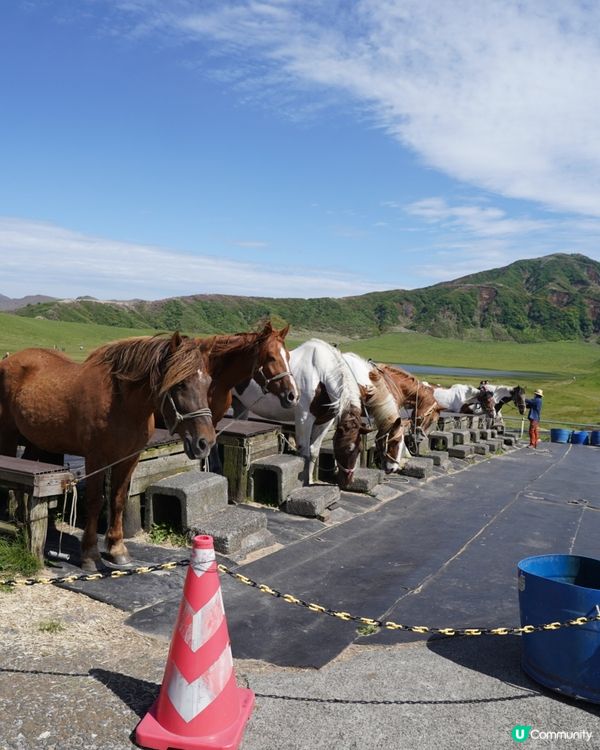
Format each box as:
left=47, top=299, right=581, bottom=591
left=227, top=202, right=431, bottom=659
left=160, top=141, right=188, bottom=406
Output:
left=161, top=389, right=213, bottom=436
left=254, top=365, right=293, bottom=395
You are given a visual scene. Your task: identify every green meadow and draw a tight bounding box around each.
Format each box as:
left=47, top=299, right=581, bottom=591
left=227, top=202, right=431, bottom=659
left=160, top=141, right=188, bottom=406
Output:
left=2, top=314, right=599, bottom=428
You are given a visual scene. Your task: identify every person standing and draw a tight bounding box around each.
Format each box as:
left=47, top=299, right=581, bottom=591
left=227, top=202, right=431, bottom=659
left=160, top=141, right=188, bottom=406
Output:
left=525, top=389, right=543, bottom=448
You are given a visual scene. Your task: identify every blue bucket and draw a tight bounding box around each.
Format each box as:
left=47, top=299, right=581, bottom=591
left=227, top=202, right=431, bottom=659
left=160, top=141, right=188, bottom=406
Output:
left=550, top=428, right=571, bottom=443
left=570, top=430, right=590, bottom=445
left=590, top=430, right=600, bottom=447
left=518, top=554, right=600, bottom=703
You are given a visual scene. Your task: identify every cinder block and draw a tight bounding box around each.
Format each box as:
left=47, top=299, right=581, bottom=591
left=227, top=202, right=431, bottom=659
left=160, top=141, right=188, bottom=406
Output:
left=284, top=485, right=340, bottom=519
left=429, top=431, right=450, bottom=451
left=429, top=450, right=450, bottom=469
left=144, top=471, right=228, bottom=531
left=453, top=416, right=470, bottom=430
left=503, top=436, right=517, bottom=447
left=479, top=429, right=494, bottom=440
left=494, top=424, right=505, bottom=435
left=474, top=443, right=490, bottom=455
left=451, top=429, right=472, bottom=446
left=248, top=455, right=304, bottom=506
left=448, top=445, right=474, bottom=459
left=469, top=429, right=480, bottom=443
left=400, top=458, right=434, bottom=480
left=437, top=416, right=455, bottom=432
left=345, top=468, right=384, bottom=494
left=189, top=507, right=274, bottom=558
left=485, top=439, right=504, bottom=453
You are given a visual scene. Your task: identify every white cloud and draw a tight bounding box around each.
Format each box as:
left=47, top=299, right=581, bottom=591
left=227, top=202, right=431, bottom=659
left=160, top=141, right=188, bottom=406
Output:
left=405, top=198, right=549, bottom=237
left=104, top=0, right=600, bottom=217
left=0, top=217, right=386, bottom=299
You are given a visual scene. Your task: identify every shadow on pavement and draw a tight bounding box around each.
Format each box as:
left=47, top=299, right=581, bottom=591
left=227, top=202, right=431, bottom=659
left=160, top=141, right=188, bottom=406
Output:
left=427, top=634, right=600, bottom=717
left=89, top=668, right=159, bottom=719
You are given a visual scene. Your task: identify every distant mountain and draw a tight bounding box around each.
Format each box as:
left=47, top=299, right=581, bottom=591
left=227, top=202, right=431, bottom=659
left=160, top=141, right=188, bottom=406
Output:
left=8, top=253, right=600, bottom=342
left=0, top=293, right=56, bottom=311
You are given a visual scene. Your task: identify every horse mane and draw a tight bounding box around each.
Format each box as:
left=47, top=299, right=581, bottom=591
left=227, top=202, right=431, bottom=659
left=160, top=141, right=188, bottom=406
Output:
left=363, top=369, right=399, bottom=431
left=307, top=339, right=361, bottom=415
left=198, top=328, right=274, bottom=357
left=85, top=334, right=206, bottom=396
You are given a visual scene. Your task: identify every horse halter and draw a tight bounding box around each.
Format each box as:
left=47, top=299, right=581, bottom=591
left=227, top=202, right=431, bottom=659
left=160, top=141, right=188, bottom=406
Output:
left=254, top=366, right=293, bottom=395
left=161, top=389, right=213, bottom=436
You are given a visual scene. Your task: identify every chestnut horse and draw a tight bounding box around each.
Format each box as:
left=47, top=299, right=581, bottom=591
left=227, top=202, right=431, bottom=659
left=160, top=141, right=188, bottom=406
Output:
left=0, top=333, right=216, bottom=570
left=233, top=339, right=369, bottom=487
left=198, top=322, right=297, bottom=424
left=370, top=364, right=442, bottom=455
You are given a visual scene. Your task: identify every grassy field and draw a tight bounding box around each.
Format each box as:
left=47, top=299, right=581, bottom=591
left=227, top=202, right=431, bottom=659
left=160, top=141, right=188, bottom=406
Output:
left=2, top=314, right=599, bottom=428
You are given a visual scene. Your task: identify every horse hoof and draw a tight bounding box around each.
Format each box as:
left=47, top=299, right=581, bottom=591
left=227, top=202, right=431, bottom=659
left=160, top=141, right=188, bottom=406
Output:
left=105, top=553, right=132, bottom=567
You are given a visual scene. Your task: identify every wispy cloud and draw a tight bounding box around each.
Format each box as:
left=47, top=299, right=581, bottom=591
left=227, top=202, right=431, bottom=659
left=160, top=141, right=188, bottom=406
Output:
left=0, top=217, right=386, bottom=299
left=232, top=240, right=268, bottom=249
left=101, top=0, right=600, bottom=218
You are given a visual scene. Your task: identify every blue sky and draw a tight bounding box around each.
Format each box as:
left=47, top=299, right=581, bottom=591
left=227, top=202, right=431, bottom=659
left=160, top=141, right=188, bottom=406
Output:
left=2, top=0, right=600, bottom=300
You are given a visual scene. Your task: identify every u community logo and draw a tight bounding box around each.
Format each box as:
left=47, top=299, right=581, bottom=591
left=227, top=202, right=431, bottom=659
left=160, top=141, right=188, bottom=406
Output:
left=512, top=726, right=532, bottom=743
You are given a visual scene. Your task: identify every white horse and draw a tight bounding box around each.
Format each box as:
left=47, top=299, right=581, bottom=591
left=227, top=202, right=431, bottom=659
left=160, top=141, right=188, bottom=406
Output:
left=342, top=353, right=409, bottom=473
left=428, top=384, right=496, bottom=417
left=233, top=339, right=369, bottom=487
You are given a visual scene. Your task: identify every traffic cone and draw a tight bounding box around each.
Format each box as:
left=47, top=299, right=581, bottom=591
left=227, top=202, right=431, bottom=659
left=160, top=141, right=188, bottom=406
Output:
left=135, top=535, right=255, bottom=750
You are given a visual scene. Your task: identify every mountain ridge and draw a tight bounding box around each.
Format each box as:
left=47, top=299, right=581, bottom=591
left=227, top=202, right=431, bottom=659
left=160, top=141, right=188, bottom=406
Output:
left=6, top=253, right=600, bottom=342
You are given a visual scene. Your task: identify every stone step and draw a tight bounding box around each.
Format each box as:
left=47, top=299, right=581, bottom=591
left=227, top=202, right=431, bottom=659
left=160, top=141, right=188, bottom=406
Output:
left=484, top=439, right=504, bottom=452
left=428, top=450, right=451, bottom=469
left=345, top=468, right=384, bottom=494
left=473, top=443, right=490, bottom=455
left=284, top=485, right=341, bottom=520
left=451, top=429, right=472, bottom=446
left=400, top=458, right=434, bottom=480
left=448, top=445, right=474, bottom=459
left=189, top=506, right=275, bottom=559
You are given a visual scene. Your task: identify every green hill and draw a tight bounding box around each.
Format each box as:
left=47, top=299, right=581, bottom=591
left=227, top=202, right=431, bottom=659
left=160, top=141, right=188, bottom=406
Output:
left=10, top=253, right=600, bottom=342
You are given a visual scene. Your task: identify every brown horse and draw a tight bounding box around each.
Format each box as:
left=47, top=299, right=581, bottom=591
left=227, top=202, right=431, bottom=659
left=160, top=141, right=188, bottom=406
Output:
left=198, top=321, right=297, bottom=424
left=0, top=333, right=216, bottom=570
left=374, top=365, right=442, bottom=448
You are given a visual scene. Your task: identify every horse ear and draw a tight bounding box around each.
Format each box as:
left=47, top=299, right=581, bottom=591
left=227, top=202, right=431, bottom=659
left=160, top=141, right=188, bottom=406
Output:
left=170, top=331, right=183, bottom=352
left=279, top=323, right=290, bottom=338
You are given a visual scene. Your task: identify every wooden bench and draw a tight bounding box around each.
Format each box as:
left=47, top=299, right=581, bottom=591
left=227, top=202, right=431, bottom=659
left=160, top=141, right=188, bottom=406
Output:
left=0, top=455, right=75, bottom=561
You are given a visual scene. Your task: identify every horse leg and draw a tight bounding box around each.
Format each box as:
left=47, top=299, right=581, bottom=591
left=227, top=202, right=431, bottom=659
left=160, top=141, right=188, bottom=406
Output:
left=308, top=422, right=332, bottom=484
left=104, top=456, right=139, bottom=566
left=80, top=467, right=106, bottom=571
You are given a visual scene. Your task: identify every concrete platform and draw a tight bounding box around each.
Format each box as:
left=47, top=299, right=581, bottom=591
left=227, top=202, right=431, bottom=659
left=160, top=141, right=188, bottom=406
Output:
left=284, top=484, right=341, bottom=519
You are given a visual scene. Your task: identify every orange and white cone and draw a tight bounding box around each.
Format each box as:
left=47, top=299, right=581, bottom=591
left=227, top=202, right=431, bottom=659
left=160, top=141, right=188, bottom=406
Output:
left=135, top=535, right=254, bottom=750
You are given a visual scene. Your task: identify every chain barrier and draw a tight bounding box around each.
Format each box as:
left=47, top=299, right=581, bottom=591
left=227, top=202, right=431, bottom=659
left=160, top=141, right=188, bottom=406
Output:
left=2, top=559, right=599, bottom=638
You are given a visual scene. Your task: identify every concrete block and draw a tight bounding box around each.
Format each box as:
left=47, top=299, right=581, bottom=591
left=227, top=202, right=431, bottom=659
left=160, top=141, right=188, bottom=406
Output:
left=189, top=507, right=273, bottom=558
left=437, top=416, right=455, bottom=432
left=428, top=450, right=450, bottom=469
left=448, top=445, right=474, bottom=459
left=479, top=429, right=494, bottom=440
left=494, top=424, right=506, bottom=435
left=469, top=429, right=480, bottom=443
left=248, top=454, right=304, bottom=506
left=453, top=416, right=470, bottom=430
left=400, top=458, right=434, bottom=480
left=451, top=429, right=472, bottom=446
left=284, top=485, right=341, bottom=519
left=345, top=468, right=384, bottom=494
left=473, top=443, right=490, bottom=455
left=429, top=431, right=451, bottom=451
left=144, top=471, right=228, bottom=531
left=503, top=435, right=517, bottom=447
left=485, top=439, right=504, bottom=453
left=370, top=484, right=401, bottom=502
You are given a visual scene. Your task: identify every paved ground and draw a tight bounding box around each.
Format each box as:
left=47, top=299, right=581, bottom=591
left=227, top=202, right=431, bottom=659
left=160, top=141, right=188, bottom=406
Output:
left=2, top=442, right=600, bottom=749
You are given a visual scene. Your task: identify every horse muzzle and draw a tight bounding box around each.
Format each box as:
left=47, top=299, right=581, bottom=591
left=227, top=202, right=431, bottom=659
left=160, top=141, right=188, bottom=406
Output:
left=184, top=434, right=214, bottom=460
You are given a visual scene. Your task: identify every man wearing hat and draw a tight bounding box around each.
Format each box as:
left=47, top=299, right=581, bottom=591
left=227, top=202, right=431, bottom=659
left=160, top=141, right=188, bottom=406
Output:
left=525, top=389, right=544, bottom=448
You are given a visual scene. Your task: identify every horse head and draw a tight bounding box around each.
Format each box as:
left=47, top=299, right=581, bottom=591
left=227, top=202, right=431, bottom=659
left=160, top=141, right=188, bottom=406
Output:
left=333, top=405, right=371, bottom=489
left=254, top=322, right=298, bottom=408
left=477, top=387, right=497, bottom=419
left=159, top=332, right=216, bottom=460
left=375, top=417, right=406, bottom=473
left=512, top=385, right=526, bottom=415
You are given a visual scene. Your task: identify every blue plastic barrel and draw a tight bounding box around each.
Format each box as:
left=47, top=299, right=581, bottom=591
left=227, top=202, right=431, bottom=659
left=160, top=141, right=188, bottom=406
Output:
left=570, top=430, right=590, bottom=445
left=590, top=430, right=600, bottom=447
left=550, top=428, right=571, bottom=443
left=518, top=554, right=600, bottom=703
